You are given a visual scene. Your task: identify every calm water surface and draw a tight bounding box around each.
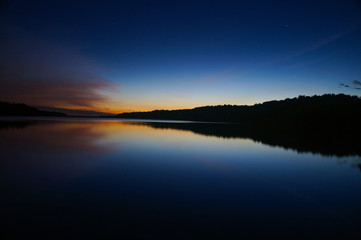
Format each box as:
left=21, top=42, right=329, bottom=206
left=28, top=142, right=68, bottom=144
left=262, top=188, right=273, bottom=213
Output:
left=1, top=118, right=361, bottom=239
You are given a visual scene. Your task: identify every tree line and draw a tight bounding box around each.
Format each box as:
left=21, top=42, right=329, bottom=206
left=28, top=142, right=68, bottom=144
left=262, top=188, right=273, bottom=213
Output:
left=114, top=94, right=361, bottom=128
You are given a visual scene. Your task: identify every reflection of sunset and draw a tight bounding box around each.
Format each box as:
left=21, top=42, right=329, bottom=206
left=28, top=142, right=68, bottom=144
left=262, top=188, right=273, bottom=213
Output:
left=1, top=1, right=360, bottom=116
left=0, top=119, right=262, bottom=159
left=0, top=122, right=112, bottom=154
left=2, top=118, right=361, bottom=239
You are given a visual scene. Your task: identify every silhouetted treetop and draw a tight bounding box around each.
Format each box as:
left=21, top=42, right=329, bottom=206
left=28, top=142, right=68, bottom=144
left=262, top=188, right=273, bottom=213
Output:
left=113, top=94, right=361, bottom=127
left=0, top=101, right=66, bottom=117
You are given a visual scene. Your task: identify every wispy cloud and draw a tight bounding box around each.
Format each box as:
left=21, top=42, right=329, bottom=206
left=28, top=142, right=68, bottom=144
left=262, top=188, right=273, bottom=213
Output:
left=267, top=26, right=359, bottom=69
left=283, top=31, right=348, bottom=62
left=192, top=27, right=359, bottom=86
left=194, top=69, right=234, bottom=85
left=0, top=77, right=118, bottom=108
left=339, top=80, right=361, bottom=90
left=0, top=29, right=121, bottom=111
left=353, top=80, right=361, bottom=86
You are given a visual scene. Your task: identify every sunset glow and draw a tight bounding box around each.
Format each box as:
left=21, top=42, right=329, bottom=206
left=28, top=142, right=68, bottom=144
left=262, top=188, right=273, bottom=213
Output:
left=0, top=1, right=360, bottom=114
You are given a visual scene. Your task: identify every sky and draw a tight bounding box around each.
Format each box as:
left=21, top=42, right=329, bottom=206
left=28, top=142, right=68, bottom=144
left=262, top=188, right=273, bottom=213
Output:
left=0, top=0, right=361, bottom=114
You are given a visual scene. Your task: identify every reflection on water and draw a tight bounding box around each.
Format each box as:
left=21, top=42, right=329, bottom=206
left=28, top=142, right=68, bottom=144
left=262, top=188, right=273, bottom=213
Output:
left=0, top=119, right=37, bottom=129
left=128, top=121, right=361, bottom=157
left=0, top=118, right=361, bottom=239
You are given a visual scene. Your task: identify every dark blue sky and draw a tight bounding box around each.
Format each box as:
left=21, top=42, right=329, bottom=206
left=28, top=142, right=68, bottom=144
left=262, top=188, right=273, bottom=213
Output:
left=0, top=0, right=360, bottom=112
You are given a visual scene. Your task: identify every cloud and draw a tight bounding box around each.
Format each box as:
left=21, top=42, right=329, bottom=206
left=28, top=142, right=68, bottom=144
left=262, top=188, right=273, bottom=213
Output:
left=352, top=80, right=361, bottom=86
left=339, top=83, right=350, bottom=88
left=0, top=28, right=121, bottom=111
left=283, top=25, right=360, bottom=64
left=0, top=77, right=116, bottom=108
left=194, top=69, right=233, bottom=85
left=339, top=80, right=361, bottom=90
left=205, top=27, right=359, bottom=81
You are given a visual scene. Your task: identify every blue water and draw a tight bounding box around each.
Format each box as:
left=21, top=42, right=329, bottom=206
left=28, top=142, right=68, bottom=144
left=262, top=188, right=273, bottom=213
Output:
left=1, top=118, right=360, bottom=239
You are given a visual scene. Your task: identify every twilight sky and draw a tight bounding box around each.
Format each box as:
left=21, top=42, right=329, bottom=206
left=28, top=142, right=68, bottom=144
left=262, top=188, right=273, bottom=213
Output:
left=0, top=0, right=361, bottom=113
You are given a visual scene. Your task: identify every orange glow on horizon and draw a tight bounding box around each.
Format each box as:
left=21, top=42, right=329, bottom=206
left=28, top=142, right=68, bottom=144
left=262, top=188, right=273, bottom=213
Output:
left=53, top=97, right=259, bottom=115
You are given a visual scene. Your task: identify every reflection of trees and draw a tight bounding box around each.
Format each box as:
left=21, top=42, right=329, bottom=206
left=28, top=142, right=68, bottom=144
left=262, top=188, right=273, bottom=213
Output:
left=356, top=164, right=361, bottom=172
left=0, top=120, right=37, bottom=130
left=114, top=94, right=361, bottom=157
left=0, top=120, right=114, bottom=154
left=127, top=121, right=361, bottom=157
left=1, top=116, right=360, bottom=157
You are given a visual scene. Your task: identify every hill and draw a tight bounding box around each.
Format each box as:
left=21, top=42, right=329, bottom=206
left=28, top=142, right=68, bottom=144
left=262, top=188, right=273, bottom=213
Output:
left=0, top=101, right=67, bottom=117
left=114, top=94, right=361, bottom=128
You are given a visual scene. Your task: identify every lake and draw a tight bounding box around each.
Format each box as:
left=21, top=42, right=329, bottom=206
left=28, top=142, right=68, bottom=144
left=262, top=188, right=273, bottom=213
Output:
left=1, top=117, right=361, bottom=239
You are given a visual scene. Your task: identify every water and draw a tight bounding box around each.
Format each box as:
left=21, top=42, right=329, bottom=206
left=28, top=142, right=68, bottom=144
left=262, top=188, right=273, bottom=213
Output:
left=1, top=118, right=361, bottom=239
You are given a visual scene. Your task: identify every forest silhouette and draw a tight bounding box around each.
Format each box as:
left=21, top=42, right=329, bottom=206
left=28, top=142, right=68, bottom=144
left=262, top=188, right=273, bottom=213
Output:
left=2, top=94, right=360, bottom=125
left=0, top=101, right=66, bottom=116
left=111, top=94, right=361, bottom=157
left=114, top=94, right=361, bottom=128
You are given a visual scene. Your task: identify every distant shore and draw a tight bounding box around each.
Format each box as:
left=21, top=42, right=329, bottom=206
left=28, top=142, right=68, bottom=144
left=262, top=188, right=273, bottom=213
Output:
left=2, top=94, right=361, bottom=129
left=112, top=94, right=361, bottom=128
